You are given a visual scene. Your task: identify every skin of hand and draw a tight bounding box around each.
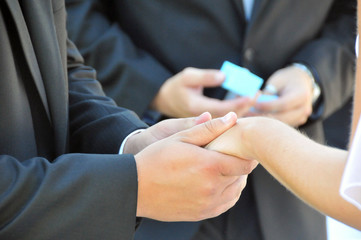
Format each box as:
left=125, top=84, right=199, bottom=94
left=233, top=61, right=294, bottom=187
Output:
left=124, top=112, right=213, bottom=155
left=152, top=67, right=257, bottom=119
left=133, top=112, right=258, bottom=221
left=249, top=65, right=314, bottom=127
left=206, top=118, right=256, bottom=161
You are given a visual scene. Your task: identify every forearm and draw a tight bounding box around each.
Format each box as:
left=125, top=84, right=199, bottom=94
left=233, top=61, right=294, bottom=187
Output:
left=208, top=117, right=361, bottom=229
left=245, top=118, right=361, bottom=230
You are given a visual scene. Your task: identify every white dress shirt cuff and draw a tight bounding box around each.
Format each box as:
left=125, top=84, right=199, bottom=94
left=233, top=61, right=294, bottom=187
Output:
left=119, top=129, right=145, bottom=154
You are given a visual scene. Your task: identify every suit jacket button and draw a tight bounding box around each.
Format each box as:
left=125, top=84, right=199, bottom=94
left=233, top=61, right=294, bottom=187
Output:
left=244, top=48, right=255, bottom=63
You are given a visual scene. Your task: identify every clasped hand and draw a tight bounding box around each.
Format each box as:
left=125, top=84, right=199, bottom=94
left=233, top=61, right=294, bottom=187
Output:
left=152, top=66, right=314, bottom=128
left=152, top=68, right=257, bottom=118
left=249, top=65, right=314, bottom=127
left=124, top=112, right=258, bottom=221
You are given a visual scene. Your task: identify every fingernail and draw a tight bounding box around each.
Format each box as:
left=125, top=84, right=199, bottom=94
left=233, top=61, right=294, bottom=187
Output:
left=215, top=72, right=225, bottom=82
left=222, top=112, right=235, bottom=123
left=264, top=84, right=278, bottom=95
left=195, top=112, right=211, bottom=123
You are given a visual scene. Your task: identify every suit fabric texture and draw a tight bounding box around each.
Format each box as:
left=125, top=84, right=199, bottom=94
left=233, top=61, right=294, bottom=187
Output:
left=0, top=0, right=147, bottom=239
left=66, top=0, right=356, bottom=239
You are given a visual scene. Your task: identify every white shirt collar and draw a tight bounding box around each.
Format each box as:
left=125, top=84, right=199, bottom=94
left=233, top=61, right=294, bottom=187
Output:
left=243, top=0, right=254, bottom=21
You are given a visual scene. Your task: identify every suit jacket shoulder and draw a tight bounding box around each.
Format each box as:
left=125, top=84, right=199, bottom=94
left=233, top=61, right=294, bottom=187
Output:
left=0, top=1, right=146, bottom=239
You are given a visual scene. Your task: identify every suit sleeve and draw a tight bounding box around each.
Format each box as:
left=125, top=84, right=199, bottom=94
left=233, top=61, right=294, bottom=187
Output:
left=291, top=0, right=357, bottom=120
left=65, top=0, right=173, bottom=117
left=0, top=39, right=147, bottom=240
left=66, top=39, right=148, bottom=154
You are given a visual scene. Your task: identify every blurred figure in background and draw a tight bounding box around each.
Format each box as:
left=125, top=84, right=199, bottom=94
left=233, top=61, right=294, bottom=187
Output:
left=65, top=1, right=356, bottom=239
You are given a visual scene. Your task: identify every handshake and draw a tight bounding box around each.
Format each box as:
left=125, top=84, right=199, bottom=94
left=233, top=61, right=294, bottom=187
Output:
left=123, top=112, right=258, bottom=222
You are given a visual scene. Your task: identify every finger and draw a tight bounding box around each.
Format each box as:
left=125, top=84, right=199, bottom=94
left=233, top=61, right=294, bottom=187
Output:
left=251, top=104, right=309, bottom=127
left=208, top=196, right=239, bottom=219
left=195, top=96, right=254, bottom=118
left=215, top=152, right=258, bottom=176
left=221, top=175, right=248, bottom=202
left=151, top=112, right=212, bottom=140
left=175, top=112, right=238, bottom=146
left=194, top=112, right=212, bottom=125
left=182, top=68, right=225, bottom=87
left=233, top=99, right=257, bottom=116
left=254, top=93, right=302, bottom=113
left=268, top=106, right=311, bottom=127
left=263, top=84, right=278, bottom=95
left=211, top=176, right=248, bottom=217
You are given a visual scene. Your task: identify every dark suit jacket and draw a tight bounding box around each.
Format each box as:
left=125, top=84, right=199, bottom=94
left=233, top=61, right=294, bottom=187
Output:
left=66, top=0, right=356, bottom=239
left=0, top=1, right=147, bottom=239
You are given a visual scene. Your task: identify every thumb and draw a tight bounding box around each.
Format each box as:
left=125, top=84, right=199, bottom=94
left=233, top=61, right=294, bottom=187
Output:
left=157, top=112, right=212, bottom=135
left=194, top=111, right=212, bottom=125
left=184, top=69, right=225, bottom=88
left=175, top=112, right=238, bottom=146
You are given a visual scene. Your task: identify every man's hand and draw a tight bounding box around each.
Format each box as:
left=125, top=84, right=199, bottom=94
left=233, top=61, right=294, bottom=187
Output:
left=123, top=112, right=213, bottom=155
left=135, top=112, right=258, bottom=221
left=206, top=118, right=261, bottom=161
left=152, top=67, right=256, bottom=118
left=206, top=117, right=290, bottom=163
left=250, top=65, right=313, bottom=127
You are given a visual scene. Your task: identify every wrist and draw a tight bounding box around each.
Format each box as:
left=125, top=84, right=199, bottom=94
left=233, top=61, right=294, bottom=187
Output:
left=123, top=130, right=146, bottom=155
left=237, top=118, right=264, bottom=160
left=242, top=117, right=283, bottom=161
left=291, top=63, right=321, bottom=104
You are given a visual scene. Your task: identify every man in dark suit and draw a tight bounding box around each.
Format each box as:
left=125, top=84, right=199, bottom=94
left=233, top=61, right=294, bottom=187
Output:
left=0, top=1, right=257, bottom=239
left=65, top=0, right=356, bottom=239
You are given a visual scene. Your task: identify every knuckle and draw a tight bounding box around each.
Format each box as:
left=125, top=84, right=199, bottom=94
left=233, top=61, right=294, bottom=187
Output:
left=299, top=108, right=312, bottom=125
left=201, top=181, right=218, bottom=197
left=299, top=91, right=309, bottom=100
left=223, top=188, right=238, bottom=203
left=182, top=67, right=196, bottom=77
left=204, top=120, right=218, bottom=135
left=217, top=162, right=231, bottom=176
left=299, top=117, right=307, bottom=125
left=196, top=208, right=213, bottom=221
left=305, top=106, right=312, bottom=117
left=239, top=177, right=248, bottom=191
left=195, top=200, right=215, bottom=220
left=175, top=134, right=191, bottom=144
left=242, top=162, right=255, bottom=175
left=214, top=202, right=235, bottom=218
left=229, top=196, right=240, bottom=209
left=251, top=160, right=259, bottom=170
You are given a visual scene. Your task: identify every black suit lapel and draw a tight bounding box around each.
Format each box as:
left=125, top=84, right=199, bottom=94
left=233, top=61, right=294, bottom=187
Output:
left=250, top=0, right=265, bottom=20
left=230, top=0, right=247, bottom=21
left=245, top=0, right=267, bottom=35
left=5, top=0, right=68, bottom=155
left=4, top=0, right=51, bottom=121
left=20, top=0, right=68, bottom=155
